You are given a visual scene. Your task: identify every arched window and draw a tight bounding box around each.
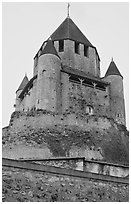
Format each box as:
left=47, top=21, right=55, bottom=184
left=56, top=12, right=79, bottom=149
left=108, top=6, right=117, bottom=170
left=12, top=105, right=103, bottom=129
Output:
left=86, top=105, right=93, bottom=115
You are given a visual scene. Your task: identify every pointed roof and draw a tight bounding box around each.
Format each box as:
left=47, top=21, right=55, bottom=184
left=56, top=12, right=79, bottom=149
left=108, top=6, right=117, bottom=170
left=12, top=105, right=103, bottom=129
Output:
left=19, top=75, right=37, bottom=99
left=34, top=17, right=100, bottom=60
left=16, top=75, right=29, bottom=93
left=50, top=17, right=93, bottom=47
left=105, top=60, right=123, bottom=78
left=40, top=39, right=60, bottom=58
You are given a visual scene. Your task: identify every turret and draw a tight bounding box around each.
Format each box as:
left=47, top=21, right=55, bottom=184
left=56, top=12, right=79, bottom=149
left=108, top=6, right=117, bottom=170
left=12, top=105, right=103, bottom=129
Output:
left=15, top=74, right=29, bottom=111
left=104, top=59, right=126, bottom=125
left=35, top=39, right=61, bottom=112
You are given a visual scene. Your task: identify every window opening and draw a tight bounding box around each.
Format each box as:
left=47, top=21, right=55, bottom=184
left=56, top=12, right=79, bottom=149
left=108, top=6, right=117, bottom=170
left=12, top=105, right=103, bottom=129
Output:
left=84, top=45, right=89, bottom=57
left=75, top=42, right=79, bottom=54
left=59, top=40, right=64, bottom=52
left=86, top=106, right=93, bottom=115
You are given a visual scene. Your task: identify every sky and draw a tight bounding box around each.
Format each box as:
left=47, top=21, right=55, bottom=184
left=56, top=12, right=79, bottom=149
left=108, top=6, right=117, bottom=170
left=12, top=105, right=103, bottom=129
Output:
left=2, top=2, right=129, bottom=128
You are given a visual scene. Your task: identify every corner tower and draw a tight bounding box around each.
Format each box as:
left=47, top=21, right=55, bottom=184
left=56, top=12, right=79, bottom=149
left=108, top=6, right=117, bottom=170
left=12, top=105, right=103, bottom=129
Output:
left=104, top=59, right=126, bottom=125
left=35, top=39, right=61, bottom=112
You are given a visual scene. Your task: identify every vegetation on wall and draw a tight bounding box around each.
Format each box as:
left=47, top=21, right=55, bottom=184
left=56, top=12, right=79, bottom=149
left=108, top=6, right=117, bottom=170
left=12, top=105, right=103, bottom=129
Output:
left=3, top=110, right=129, bottom=165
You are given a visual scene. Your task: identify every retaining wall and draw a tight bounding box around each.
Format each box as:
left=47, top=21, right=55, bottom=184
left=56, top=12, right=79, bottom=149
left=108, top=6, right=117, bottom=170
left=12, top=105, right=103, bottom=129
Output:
left=2, top=158, right=129, bottom=202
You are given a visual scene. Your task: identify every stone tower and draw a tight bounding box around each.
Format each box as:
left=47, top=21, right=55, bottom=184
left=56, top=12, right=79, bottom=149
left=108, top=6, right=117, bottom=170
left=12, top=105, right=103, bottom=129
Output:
left=14, top=15, right=126, bottom=126
left=34, top=16, right=100, bottom=78
left=104, top=59, right=126, bottom=125
left=35, top=39, right=61, bottom=112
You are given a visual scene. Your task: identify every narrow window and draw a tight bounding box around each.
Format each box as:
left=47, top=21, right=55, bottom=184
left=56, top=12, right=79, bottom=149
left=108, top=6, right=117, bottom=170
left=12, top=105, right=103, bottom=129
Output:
left=59, top=40, right=64, bottom=52
left=84, top=45, right=89, bottom=57
left=89, top=107, right=92, bottom=113
left=75, top=42, right=79, bottom=54
left=86, top=106, right=93, bottom=115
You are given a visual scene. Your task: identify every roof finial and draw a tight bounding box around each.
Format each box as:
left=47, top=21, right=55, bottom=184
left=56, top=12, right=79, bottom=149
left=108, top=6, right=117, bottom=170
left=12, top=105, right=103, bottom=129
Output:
left=67, top=3, right=70, bottom=18
left=111, top=57, right=113, bottom=62
left=25, top=72, right=27, bottom=77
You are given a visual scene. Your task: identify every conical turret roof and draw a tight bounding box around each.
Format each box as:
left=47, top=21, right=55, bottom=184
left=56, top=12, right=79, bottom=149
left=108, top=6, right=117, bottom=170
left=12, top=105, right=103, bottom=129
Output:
left=16, top=75, right=29, bottom=93
left=50, top=17, right=93, bottom=47
left=40, top=39, right=60, bottom=58
left=105, top=60, right=123, bottom=78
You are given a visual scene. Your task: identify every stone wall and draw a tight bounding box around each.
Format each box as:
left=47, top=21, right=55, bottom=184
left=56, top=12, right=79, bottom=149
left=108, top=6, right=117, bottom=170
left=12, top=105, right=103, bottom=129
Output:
left=16, top=158, right=129, bottom=178
left=2, top=164, right=128, bottom=202
left=54, top=40, right=99, bottom=77
left=35, top=53, right=61, bottom=112
left=3, top=111, right=129, bottom=165
left=9, top=111, right=113, bottom=133
left=24, top=158, right=84, bottom=171
left=104, top=75, right=126, bottom=125
left=84, top=160, right=128, bottom=178
left=68, top=80, right=110, bottom=117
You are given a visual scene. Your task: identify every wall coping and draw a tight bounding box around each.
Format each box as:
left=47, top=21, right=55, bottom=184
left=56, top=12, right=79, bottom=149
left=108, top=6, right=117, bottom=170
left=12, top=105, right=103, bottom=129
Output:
left=2, top=158, right=128, bottom=184
left=18, top=157, right=85, bottom=161
left=84, top=159, right=129, bottom=168
left=7, top=157, right=129, bottom=168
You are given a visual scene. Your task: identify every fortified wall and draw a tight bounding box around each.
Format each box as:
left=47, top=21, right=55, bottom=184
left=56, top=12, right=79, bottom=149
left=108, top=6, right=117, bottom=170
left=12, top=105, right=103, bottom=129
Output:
left=3, top=11, right=129, bottom=202
left=2, top=159, right=129, bottom=202
left=3, top=110, right=129, bottom=165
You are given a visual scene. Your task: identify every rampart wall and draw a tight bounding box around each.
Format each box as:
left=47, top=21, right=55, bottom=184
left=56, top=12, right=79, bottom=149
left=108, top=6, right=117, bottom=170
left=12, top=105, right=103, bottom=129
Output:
left=2, top=158, right=129, bottom=202
left=3, top=111, right=128, bottom=165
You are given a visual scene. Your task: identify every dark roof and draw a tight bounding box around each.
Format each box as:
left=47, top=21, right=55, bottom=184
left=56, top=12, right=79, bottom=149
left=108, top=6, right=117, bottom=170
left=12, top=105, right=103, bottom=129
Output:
left=16, top=75, right=29, bottom=93
left=50, top=17, right=93, bottom=47
left=105, top=61, right=123, bottom=78
left=34, top=17, right=100, bottom=60
left=61, top=65, right=109, bottom=86
left=40, top=39, right=60, bottom=59
left=19, top=75, right=37, bottom=99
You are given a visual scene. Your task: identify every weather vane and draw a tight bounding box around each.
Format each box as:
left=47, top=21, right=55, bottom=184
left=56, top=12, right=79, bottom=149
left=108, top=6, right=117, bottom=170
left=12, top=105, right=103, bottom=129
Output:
left=67, top=3, right=70, bottom=17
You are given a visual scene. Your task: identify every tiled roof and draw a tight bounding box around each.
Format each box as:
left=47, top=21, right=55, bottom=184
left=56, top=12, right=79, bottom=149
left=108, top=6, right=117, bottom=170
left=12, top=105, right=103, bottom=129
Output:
left=40, top=39, right=60, bottom=58
left=16, top=75, right=29, bottom=93
left=105, top=61, right=123, bottom=78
